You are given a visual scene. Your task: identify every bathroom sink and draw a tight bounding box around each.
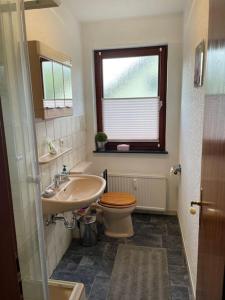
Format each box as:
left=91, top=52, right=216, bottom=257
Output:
left=42, top=175, right=106, bottom=215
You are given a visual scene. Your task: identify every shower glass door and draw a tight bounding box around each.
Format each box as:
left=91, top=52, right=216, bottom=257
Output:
left=0, top=0, right=48, bottom=299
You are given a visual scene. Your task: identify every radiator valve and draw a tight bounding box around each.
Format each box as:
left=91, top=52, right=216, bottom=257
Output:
left=170, top=164, right=181, bottom=175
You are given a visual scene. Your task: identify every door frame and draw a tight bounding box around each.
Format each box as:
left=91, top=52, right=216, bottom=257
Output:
left=196, top=0, right=225, bottom=298
left=0, top=97, right=23, bottom=300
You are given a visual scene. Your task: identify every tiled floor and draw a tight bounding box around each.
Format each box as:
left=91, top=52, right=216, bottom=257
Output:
left=51, top=213, right=193, bottom=300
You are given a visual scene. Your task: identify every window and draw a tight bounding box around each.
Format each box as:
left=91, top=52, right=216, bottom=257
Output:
left=41, top=58, right=72, bottom=109
left=94, top=46, right=167, bottom=151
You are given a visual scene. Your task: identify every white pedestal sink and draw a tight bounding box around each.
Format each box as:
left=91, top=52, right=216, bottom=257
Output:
left=42, top=175, right=106, bottom=215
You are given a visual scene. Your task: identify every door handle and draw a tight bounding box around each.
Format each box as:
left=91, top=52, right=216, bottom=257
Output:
left=189, top=187, right=205, bottom=215
left=191, top=201, right=203, bottom=207
left=189, top=201, right=211, bottom=215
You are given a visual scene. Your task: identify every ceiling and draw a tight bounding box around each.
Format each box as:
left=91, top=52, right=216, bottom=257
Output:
left=66, top=0, right=186, bottom=22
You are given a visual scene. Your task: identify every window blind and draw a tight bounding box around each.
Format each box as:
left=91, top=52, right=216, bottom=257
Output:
left=103, top=97, right=160, bottom=141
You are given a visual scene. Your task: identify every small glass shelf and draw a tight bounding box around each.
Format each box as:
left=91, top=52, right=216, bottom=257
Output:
left=39, top=147, right=72, bottom=164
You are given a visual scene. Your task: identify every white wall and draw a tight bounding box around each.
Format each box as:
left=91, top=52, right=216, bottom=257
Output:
left=81, top=14, right=183, bottom=212
left=25, top=5, right=84, bottom=115
left=25, top=4, right=87, bottom=276
left=178, top=0, right=209, bottom=294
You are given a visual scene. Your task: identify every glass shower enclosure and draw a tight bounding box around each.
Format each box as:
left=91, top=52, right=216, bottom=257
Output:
left=0, top=0, right=48, bottom=299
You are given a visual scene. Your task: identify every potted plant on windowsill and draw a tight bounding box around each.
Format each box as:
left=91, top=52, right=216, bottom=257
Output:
left=95, top=132, right=108, bottom=151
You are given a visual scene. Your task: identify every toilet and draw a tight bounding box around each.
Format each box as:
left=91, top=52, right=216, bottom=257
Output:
left=98, top=192, right=137, bottom=238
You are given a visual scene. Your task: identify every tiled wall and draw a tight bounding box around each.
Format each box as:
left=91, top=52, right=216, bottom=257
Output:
left=35, top=115, right=87, bottom=276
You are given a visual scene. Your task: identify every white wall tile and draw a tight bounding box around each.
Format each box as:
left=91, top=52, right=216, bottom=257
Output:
left=25, top=1, right=87, bottom=281
left=53, top=118, right=61, bottom=140
left=36, top=115, right=87, bottom=276
left=46, top=120, right=55, bottom=140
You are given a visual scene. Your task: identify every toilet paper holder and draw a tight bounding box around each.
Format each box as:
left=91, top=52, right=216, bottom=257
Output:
left=170, top=164, right=181, bottom=175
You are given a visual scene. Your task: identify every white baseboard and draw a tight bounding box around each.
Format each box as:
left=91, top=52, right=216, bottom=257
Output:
left=177, top=214, right=196, bottom=300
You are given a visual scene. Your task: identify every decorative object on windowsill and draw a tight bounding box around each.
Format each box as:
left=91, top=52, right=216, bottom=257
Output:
left=95, top=132, right=108, bottom=151
left=194, top=40, right=205, bottom=87
left=117, top=144, right=130, bottom=152
left=170, top=164, right=182, bottom=175
left=47, top=138, right=58, bottom=155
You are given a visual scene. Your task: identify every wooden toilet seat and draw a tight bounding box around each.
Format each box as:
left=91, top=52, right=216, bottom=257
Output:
left=99, top=192, right=136, bottom=208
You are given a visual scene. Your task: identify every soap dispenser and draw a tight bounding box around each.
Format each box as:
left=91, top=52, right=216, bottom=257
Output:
left=61, top=165, right=69, bottom=181
left=62, top=165, right=68, bottom=175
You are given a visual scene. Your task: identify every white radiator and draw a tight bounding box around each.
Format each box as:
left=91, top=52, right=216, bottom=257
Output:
left=108, top=173, right=167, bottom=211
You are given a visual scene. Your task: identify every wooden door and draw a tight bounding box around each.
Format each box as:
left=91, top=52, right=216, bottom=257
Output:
left=196, top=0, right=225, bottom=299
left=0, top=98, right=23, bottom=299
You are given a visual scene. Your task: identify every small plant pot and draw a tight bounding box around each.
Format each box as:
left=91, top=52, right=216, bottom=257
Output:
left=96, top=141, right=106, bottom=151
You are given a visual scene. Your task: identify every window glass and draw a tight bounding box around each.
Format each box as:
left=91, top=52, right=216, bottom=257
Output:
left=53, top=61, right=64, bottom=99
left=63, top=65, right=72, bottom=99
left=103, top=56, right=159, bottom=99
left=42, top=61, right=54, bottom=99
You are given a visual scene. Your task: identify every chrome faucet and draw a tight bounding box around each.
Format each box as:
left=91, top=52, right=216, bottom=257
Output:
left=54, top=174, right=61, bottom=189
left=53, top=165, right=69, bottom=189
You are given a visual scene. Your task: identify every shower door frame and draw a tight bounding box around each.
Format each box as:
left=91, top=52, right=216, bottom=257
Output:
left=0, top=0, right=49, bottom=299
left=0, top=97, right=23, bottom=300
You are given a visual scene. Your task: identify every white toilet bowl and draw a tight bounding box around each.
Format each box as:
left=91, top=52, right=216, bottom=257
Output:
left=98, top=192, right=136, bottom=238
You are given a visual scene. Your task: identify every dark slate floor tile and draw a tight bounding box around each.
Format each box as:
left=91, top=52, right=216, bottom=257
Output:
left=68, top=241, right=107, bottom=256
left=168, top=265, right=190, bottom=287
left=132, top=212, right=151, bottom=223
left=69, top=238, right=81, bottom=249
left=88, top=276, right=111, bottom=300
left=171, top=286, right=190, bottom=300
left=79, top=256, right=95, bottom=267
left=150, top=214, right=179, bottom=226
left=167, top=249, right=186, bottom=266
left=84, top=284, right=92, bottom=298
left=103, top=242, right=118, bottom=261
left=92, top=253, right=115, bottom=278
left=52, top=267, right=96, bottom=286
left=97, top=223, right=105, bottom=236
left=127, top=233, right=162, bottom=247
left=63, top=261, right=80, bottom=272
left=188, top=289, right=194, bottom=300
left=51, top=271, right=75, bottom=281
left=52, top=256, right=81, bottom=273
left=134, top=222, right=167, bottom=236
left=167, top=223, right=182, bottom=236
left=72, top=265, right=97, bottom=285
left=162, top=234, right=183, bottom=249
left=51, top=213, right=192, bottom=300
left=98, top=233, right=127, bottom=244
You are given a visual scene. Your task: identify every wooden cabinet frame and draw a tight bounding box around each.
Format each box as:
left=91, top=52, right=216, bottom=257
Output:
left=28, top=40, right=73, bottom=120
